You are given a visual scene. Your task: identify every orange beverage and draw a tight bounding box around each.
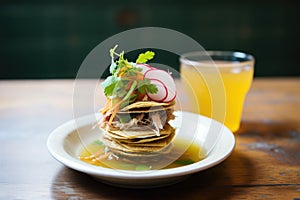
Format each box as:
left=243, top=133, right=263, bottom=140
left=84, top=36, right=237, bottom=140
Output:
left=180, top=51, right=254, bottom=132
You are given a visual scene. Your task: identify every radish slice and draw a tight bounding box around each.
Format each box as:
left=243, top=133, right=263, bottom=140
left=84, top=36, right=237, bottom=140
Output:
left=146, top=78, right=168, bottom=102
left=164, top=89, right=177, bottom=102
left=144, top=69, right=176, bottom=102
left=136, top=64, right=155, bottom=74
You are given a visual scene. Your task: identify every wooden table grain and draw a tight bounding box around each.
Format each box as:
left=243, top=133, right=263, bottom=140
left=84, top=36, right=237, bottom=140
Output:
left=1, top=78, right=300, bottom=200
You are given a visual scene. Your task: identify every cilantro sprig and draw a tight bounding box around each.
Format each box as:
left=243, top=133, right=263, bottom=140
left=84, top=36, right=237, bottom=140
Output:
left=101, top=45, right=157, bottom=106
left=136, top=51, right=155, bottom=64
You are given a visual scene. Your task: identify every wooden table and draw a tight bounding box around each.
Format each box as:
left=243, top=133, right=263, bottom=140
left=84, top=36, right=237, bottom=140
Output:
left=1, top=78, right=300, bottom=199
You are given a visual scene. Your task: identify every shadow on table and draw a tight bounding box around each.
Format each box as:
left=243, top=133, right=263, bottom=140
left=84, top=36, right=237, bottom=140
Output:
left=239, top=120, right=300, bottom=136
left=238, top=121, right=300, bottom=166
left=51, top=150, right=255, bottom=200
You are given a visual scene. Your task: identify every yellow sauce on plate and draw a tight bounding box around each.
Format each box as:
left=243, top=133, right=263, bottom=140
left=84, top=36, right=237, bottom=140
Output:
left=79, top=139, right=206, bottom=170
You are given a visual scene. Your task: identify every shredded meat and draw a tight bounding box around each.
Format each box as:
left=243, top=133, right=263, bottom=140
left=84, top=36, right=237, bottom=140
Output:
left=150, top=112, right=164, bottom=136
left=100, top=109, right=175, bottom=134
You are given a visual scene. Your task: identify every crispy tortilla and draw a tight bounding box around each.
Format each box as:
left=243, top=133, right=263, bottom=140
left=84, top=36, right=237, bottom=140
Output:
left=118, top=101, right=175, bottom=113
left=103, top=137, right=163, bottom=153
left=119, top=131, right=175, bottom=147
left=115, top=133, right=171, bottom=144
left=102, top=127, right=175, bottom=153
left=104, top=130, right=169, bottom=142
left=107, top=124, right=173, bottom=139
left=101, top=99, right=176, bottom=156
left=106, top=142, right=174, bottom=158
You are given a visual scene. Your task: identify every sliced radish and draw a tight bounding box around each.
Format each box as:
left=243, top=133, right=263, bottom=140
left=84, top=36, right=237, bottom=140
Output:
left=136, top=63, right=155, bottom=74
left=146, top=78, right=168, bottom=102
left=164, top=89, right=177, bottom=102
left=144, top=69, right=176, bottom=102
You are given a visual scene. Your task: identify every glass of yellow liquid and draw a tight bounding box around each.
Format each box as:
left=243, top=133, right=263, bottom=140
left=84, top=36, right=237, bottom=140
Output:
left=180, top=51, right=254, bottom=133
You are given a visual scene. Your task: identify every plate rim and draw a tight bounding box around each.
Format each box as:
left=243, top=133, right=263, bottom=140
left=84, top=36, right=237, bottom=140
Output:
left=47, top=111, right=235, bottom=180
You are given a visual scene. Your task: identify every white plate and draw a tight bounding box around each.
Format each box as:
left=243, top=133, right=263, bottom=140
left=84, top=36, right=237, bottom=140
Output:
left=47, top=111, right=235, bottom=188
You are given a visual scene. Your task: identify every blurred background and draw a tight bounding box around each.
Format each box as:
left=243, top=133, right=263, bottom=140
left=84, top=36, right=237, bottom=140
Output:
left=1, top=0, right=299, bottom=79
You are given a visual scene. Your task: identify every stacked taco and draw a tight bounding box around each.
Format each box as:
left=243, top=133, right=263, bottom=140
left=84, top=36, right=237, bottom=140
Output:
left=99, top=45, right=177, bottom=157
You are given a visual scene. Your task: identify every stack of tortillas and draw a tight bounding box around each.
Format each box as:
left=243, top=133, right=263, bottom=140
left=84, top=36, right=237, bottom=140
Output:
left=101, top=101, right=176, bottom=157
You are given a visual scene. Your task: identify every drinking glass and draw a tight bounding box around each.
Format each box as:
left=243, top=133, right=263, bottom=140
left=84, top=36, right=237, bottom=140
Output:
left=180, top=51, right=255, bottom=132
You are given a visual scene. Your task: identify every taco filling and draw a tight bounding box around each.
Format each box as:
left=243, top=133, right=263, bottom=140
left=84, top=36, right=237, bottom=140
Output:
left=98, top=45, right=177, bottom=157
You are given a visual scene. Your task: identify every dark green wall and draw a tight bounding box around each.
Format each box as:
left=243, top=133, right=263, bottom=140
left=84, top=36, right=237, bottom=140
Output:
left=1, top=0, right=299, bottom=78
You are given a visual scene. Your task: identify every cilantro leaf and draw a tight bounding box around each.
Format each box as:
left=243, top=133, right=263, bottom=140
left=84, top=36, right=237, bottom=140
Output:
left=109, top=45, right=131, bottom=76
left=101, top=76, right=119, bottom=96
left=137, top=78, right=158, bottom=94
left=145, top=83, right=158, bottom=94
left=114, top=80, right=127, bottom=98
left=137, top=79, right=149, bottom=94
left=136, top=51, right=155, bottom=63
left=103, top=46, right=158, bottom=102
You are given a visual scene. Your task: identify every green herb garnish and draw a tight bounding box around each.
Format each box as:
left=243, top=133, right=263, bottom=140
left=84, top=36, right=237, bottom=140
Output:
left=92, top=140, right=104, bottom=146
left=135, top=164, right=151, bottom=171
left=100, top=45, right=158, bottom=124
left=136, top=51, right=155, bottom=64
left=173, top=159, right=195, bottom=165
left=101, top=45, right=157, bottom=104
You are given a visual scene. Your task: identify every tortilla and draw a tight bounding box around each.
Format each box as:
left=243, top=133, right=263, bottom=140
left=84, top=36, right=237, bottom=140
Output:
left=103, top=137, right=163, bottom=153
left=115, top=133, right=171, bottom=144
left=102, top=127, right=175, bottom=153
left=107, top=124, right=173, bottom=139
left=101, top=99, right=176, bottom=156
left=118, top=101, right=175, bottom=113
left=105, top=142, right=174, bottom=158
left=104, top=130, right=169, bottom=142
left=119, top=131, right=175, bottom=147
